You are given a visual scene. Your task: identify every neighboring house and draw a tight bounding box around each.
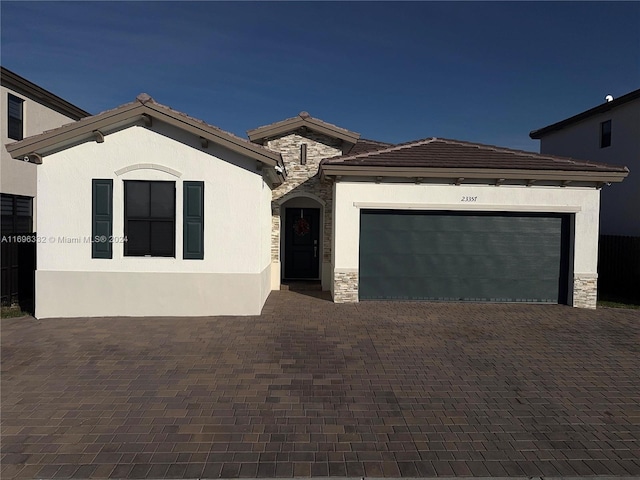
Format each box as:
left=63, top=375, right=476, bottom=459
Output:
left=6, top=93, right=628, bottom=318
left=1, top=67, right=90, bottom=308
left=530, top=89, right=639, bottom=237
left=530, top=89, right=639, bottom=303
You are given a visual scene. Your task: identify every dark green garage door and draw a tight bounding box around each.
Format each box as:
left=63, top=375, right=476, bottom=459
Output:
left=360, top=210, right=570, bottom=303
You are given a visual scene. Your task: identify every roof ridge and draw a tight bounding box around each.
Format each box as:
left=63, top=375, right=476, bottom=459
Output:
left=247, top=111, right=360, bottom=141
left=336, top=137, right=437, bottom=161
left=250, top=114, right=300, bottom=132
left=136, top=93, right=154, bottom=104
left=358, top=137, right=394, bottom=146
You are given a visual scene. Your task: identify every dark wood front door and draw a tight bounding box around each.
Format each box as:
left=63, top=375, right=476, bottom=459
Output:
left=284, top=208, right=320, bottom=279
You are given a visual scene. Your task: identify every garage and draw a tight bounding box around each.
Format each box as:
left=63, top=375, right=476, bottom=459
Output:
left=359, top=210, right=571, bottom=304
left=322, top=136, right=629, bottom=308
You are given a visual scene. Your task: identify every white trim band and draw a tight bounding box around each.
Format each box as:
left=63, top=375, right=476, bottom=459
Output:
left=353, top=202, right=582, bottom=213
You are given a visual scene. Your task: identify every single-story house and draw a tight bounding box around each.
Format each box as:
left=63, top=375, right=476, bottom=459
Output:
left=6, top=94, right=628, bottom=317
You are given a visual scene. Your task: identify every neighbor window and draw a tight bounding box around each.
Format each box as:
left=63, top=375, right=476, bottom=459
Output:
left=124, top=180, right=175, bottom=256
left=7, top=94, right=24, bottom=141
left=1, top=194, right=33, bottom=235
left=600, top=120, right=611, bottom=148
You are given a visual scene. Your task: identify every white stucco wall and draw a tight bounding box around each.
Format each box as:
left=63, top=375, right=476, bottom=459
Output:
left=260, top=172, right=274, bottom=306
left=538, top=99, right=639, bottom=236
left=35, top=122, right=273, bottom=317
left=1, top=85, right=78, bottom=200
left=332, top=181, right=601, bottom=304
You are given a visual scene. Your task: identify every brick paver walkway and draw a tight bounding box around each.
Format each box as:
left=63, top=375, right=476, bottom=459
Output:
left=2, top=291, right=640, bottom=478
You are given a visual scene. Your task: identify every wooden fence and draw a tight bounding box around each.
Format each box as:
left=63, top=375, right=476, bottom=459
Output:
left=598, top=235, right=640, bottom=303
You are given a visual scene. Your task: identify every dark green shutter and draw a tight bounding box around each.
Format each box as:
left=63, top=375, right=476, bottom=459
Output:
left=92, top=179, right=113, bottom=259
left=183, top=181, right=204, bottom=259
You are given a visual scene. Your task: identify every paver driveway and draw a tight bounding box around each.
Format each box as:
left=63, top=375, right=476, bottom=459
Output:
left=2, top=291, right=640, bottom=479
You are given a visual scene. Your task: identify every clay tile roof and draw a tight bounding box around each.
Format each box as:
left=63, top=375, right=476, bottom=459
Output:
left=322, top=137, right=628, bottom=173
left=140, top=95, right=281, bottom=152
left=6, top=94, right=284, bottom=173
left=344, top=138, right=395, bottom=156
left=247, top=112, right=360, bottom=144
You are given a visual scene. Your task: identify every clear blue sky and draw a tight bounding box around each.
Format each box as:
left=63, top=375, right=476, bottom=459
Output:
left=2, top=1, right=639, bottom=151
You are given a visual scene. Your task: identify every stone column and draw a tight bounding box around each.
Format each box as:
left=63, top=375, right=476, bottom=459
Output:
left=271, top=204, right=280, bottom=262
left=333, top=270, right=359, bottom=303
left=573, top=274, right=598, bottom=309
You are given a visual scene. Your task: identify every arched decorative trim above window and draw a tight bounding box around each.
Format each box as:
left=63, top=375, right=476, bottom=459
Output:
left=277, top=191, right=325, bottom=207
left=114, top=163, right=182, bottom=178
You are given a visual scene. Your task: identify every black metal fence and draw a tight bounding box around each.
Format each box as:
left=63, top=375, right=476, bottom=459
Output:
left=598, top=235, right=640, bottom=303
left=0, top=240, right=35, bottom=311
left=1, top=194, right=35, bottom=312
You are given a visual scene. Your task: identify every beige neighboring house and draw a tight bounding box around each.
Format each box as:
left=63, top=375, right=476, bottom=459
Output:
left=530, top=89, right=639, bottom=302
left=1, top=67, right=90, bottom=308
left=530, top=88, right=639, bottom=237
left=6, top=93, right=628, bottom=318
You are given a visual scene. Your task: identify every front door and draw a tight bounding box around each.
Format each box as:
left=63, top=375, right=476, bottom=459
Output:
left=284, top=208, right=320, bottom=279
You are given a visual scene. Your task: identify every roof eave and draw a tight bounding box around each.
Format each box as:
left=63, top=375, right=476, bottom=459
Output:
left=7, top=100, right=284, bottom=170
left=6, top=103, right=146, bottom=159
left=1, top=66, right=91, bottom=120
left=247, top=117, right=360, bottom=145
left=530, top=88, right=640, bottom=139
left=320, top=165, right=628, bottom=184
left=142, top=102, right=282, bottom=166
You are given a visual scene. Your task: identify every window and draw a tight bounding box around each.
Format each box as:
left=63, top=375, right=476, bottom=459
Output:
left=1, top=194, right=32, bottom=234
left=7, top=94, right=24, bottom=141
left=300, top=143, right=307, bottom=165
left=124, top=181, right=175, bottom=257
left=600, top=119, right=611, bottom=148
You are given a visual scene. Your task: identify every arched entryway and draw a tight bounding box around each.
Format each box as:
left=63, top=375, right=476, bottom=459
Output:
left=279, top=195, right=324, bottom=282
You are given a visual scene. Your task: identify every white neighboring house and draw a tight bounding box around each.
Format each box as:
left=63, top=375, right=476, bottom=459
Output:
left=6, top=93, right=628, bottom=317
left=530, top=89, right=639, bottom=237
left=1, top=67, right=89, bottom=307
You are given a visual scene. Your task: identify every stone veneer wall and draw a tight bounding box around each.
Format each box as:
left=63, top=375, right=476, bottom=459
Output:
left=265, top=131, right=343, bottom=272
left=332, top=270, right=358, bottom=303
left=573, top=274, right=598, bottom=309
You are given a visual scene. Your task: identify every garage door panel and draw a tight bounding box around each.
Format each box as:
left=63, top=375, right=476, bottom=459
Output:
left=360, top=273, right=559, bottom=302
left=360, top=252, right=561, bottom=279
left=362, top=230, right=562, bottom=257
left=362, top=215, right=561, bottom=233
left=359, top=211, right=569, bottom=303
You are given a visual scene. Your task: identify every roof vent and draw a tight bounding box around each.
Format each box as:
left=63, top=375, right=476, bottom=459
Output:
left=299, top=111, right=310, bottom=119
left=136, top=93, right=154, bottom=104
left=605, top=94, right=614, bottom=102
